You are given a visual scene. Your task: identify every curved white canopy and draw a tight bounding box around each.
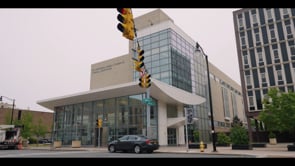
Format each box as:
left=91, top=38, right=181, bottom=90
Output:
left=37, top=79, right=206, bottom=110
left=151, top=78, right=206, bottom=105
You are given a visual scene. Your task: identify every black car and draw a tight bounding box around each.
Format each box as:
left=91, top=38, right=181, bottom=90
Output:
left=38, top=138, right=52, bottom=144
left=108, top=135, right=159, bottom=154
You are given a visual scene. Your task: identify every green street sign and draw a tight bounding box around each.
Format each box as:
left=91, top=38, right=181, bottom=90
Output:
left=142, top=98, right=155, bottom=106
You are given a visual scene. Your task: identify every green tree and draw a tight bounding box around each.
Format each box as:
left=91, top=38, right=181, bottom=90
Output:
left=231, top=116, right=243, bottom=127
left=4, top=111, right=12, bottom=124
left=258, top=88, right=295, bottom=138
left=278, top=90, right=295, bottom=134
left=32, top=118, right=48, bottom=140
left=18, top=112, right=34, bottom=139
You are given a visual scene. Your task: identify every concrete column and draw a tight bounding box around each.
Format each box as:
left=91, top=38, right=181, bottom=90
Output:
left=157, top=101, right=167, bottom=146
left=177, top=104, right=185, bottom=145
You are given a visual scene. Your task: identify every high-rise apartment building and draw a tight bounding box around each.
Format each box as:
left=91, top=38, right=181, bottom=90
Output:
left=233, top=8, right=295, bottom=133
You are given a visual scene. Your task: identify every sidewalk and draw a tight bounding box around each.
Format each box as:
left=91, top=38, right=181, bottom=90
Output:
left=157, top=143, right=295, bottom=158
left=25, top=143, right=295, bottom=158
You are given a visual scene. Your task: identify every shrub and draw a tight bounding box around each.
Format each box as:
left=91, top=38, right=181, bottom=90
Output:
left=229, top=125, right=249, bottom=145
left=268, top=131, right=276, bottom=138
left=217, top=132, right=231, bottom=145
left=193, top=130, right=200, bottom=142
left=28, top=137, right=38, bottom=144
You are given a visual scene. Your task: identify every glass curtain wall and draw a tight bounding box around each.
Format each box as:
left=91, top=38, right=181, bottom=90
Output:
left=52, top=94, right=158, bottom=146
left=135, top=28, right=211, bottom=142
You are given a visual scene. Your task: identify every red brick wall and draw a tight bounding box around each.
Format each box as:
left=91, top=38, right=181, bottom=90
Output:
left=0, top=107, right=53, bottom=132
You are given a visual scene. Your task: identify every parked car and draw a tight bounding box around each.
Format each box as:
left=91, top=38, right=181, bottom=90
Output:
left=108, top=135, right=159, bottom=154
left=38, top=138, right=52, bottom=144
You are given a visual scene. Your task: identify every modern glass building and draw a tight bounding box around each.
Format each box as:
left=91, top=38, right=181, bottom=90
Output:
left=38, top=9, right=245, bottom=147
left=233, top=8, right=295, bottom=135
left=133, top=11, right=212, bottom=143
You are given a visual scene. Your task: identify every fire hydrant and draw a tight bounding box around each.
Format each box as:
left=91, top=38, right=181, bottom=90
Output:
left=200, top=141, right=204, bottom=152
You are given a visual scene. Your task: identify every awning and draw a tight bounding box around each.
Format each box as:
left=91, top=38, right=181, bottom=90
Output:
left=37, top=78, right=206, bottom=110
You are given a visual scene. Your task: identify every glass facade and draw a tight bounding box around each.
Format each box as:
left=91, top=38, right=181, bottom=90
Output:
left=134, top=28, right=211, bottom=143
left=53, top=94, right=158, bottom=146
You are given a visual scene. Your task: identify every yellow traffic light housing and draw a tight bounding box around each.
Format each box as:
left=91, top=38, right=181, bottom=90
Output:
left=139, top=73, right=151, bottom=88
left=98, top=118, right=103, bottom=128
left=134, top=47, right=145, bottom=72
left=117, top=8, right=135, bottom=40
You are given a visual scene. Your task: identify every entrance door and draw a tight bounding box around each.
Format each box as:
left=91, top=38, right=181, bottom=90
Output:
left=167, top=128, right=177, bottom=145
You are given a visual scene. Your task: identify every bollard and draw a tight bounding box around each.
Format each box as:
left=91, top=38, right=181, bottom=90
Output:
left=18, top=142, right=23, bottom=150
left=200, top=141, right=204, bottom=152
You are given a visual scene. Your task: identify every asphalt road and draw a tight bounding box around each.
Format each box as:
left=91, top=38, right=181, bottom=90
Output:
left=0, top=149, right=256, bottom=158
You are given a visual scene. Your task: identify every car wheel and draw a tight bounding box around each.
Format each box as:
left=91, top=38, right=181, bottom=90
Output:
left=108, top=145, right=116, bottom=153
left=134, top=145, right=141, bottom=154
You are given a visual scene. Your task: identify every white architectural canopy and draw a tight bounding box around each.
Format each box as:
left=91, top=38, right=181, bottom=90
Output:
left=37, top=78, right=205, bottom=110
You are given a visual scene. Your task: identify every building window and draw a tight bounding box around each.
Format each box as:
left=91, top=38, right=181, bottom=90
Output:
left=252, top=13, right=257, bottom=24
left=246, top=75, right=252, bottom=85
left=277, top=70, right=283, bottom=81
left=249, top=96, right=254, bottom=107
left=286, top=24, right=292, bottom=35
left=266, top=8, right=272, bottom=20
left=238, top=17, right=243, bottom=27
left=222, top=87, right=230, bottom=118
left=273, top=49, right=279, bottom=59
left=261, top=73, right=266, bottom=83
left=258, top=51, right=263, bottom=62
left=255, top=32, right=260, bottom=43
left=282, top=8, right=288, bottom=15
left=290, top=45, right=295, bottom=57
left=241, top=36, right=246, bottom=46
left=270, top=27, right=275, bottom=39
left=243, top=54, right=249, bottom=65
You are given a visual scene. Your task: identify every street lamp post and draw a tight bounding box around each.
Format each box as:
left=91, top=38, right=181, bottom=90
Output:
left=0, top=95, right=15, bottom=125
left=195, top=42, right=217, bottom=152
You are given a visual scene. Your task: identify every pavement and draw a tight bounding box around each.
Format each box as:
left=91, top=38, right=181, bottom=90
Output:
left=23, top=143, right=295, bottom=158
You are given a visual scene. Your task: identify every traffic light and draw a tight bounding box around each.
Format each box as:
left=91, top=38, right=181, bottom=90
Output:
left=186, top=108, right=193, bottom=124
left=139, top=73, right=151, bottom=88
left=117, top=8, right=135, bottom=40
left=98, top=118, right=103, bottom=128
left=96, top=119, right=99, bottom=128
left=134, top=47, right=145, bottom=72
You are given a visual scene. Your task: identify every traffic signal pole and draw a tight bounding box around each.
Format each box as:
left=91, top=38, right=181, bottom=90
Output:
left=116, top=8, right=152, bottom=138
left=146, top=87, right=151, bottom=138
left=184, top=108, right=189, bottom=152
left=98, top=127, right=100, bottom=148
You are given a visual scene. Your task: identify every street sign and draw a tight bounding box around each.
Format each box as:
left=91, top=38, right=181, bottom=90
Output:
left=142, top=98, right=155, bottom=106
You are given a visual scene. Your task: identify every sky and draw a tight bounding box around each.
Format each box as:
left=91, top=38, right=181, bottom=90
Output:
left=0, top=8, right=241, bottom=113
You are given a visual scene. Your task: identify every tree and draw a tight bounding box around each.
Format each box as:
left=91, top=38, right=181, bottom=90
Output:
left=258, top=88, right=295, bottom=139
left=32, top=118, right=48, bottom=140
left=17, top=112, right=34, bottom=139
left=231, top=116, right=243, bottom=127
left=278, top=90, right=295, bottom=134
left=4, top=111, right=12, bottom=124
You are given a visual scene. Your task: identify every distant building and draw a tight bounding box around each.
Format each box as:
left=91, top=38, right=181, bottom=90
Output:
left=233, top=8, right=295, bottom=134
left=0, top=104, right=53, bottom=137
left=38, top=9, right=245, bottom=147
